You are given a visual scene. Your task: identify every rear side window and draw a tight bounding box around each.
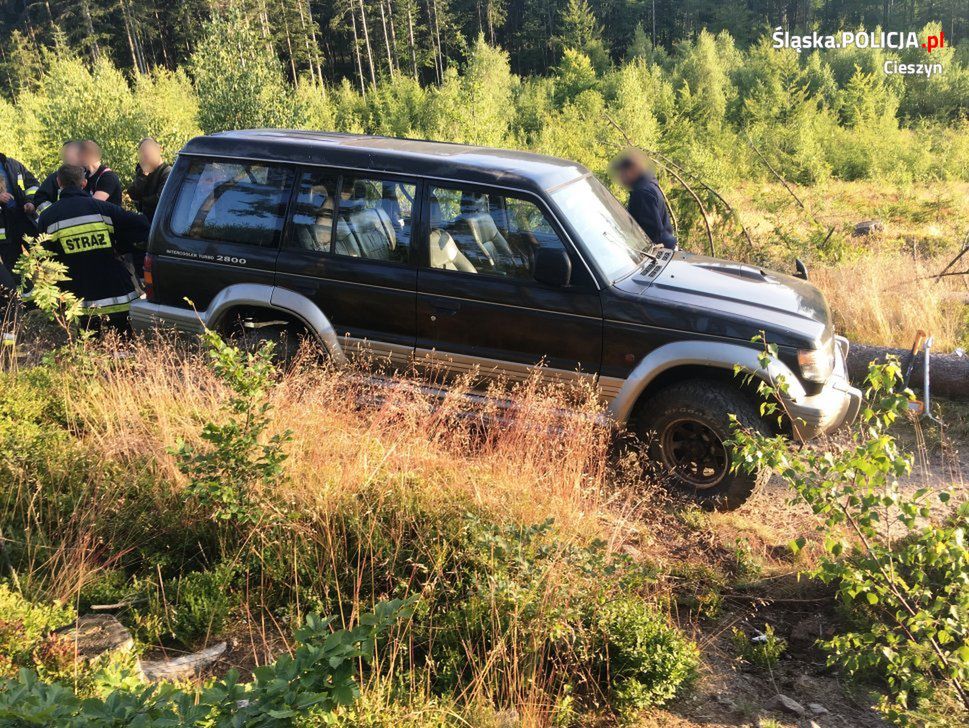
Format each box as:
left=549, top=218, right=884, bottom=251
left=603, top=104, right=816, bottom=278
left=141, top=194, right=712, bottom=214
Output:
left=289, top=169, right=339, bottom=253
left=285, top=170, right=416, bottom=264
left=334, top=176, right=415, bottom=263
left=169, top=160, right=294, bottom=247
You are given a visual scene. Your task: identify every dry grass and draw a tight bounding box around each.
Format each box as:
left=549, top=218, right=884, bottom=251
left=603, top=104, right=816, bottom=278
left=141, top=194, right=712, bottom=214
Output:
left=812, top=252, right=967, bottom=350
left=64, top=342, right=619, bottom=542
left=726, top=180, right=969, bottom=351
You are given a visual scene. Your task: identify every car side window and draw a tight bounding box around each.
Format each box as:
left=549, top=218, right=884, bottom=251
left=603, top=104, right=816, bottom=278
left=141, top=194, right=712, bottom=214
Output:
left=169, top=160, right=294, bottom=247
left=333, top=176, right=415, bottom=263
left=288, top=170, right=339, bottom=253
left=426, top=185, right=563, bottom=280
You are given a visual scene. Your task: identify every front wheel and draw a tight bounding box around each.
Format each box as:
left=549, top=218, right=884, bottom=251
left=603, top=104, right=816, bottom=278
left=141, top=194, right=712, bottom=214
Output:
left=633, top=380, right=771, bottom=511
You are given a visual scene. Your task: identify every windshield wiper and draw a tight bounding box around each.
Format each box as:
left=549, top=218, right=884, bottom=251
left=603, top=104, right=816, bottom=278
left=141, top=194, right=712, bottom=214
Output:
left=612, top=249, right=658, bottom=283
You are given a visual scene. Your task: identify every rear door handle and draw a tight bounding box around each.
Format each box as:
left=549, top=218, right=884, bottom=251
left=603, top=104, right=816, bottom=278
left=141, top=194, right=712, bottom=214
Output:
left=430, top=301, right=460, bottom=321
left=432, top=301, right=460, bottom=315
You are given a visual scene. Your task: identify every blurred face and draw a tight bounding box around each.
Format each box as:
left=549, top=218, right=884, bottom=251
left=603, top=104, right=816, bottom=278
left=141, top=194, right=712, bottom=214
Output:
left=79, top=145, right=99, bottom=170
left=139, top=140, right=163, bottom=170
left=617, top=161, right=643, bottom=188
left=62, top=143, right=82, bottom=166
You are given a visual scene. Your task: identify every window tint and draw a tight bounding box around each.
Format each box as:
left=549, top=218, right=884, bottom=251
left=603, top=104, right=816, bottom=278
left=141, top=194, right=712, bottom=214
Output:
left=426, top=185, right=563, bottom=280
left=288, top=170, right=339, bottom=253
left=333, top=176, right=415, bottom=263
left=169, top=160, right=294, bottom=247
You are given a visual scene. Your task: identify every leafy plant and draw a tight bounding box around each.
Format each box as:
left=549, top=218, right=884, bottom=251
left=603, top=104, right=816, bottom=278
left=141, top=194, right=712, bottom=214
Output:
left=174, top=328, right=292, bottom=529
left=731, top=623, right=787, bottom=670
left=731, top=353, right=969, bottom=722
left=0, top=601, right=408, bottom=726
left=13, top=238, right=84, bottom=340
left=0, top=583, right=75, bottom=676
left=595, top=596, right=699, bottom=718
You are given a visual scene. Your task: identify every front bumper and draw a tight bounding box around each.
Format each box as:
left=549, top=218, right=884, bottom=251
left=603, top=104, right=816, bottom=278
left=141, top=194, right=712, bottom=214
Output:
left=783, top=336, right=862, bottom=440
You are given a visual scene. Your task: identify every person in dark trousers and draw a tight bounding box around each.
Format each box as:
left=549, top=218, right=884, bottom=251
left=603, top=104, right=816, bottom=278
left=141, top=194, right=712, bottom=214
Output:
left=0, top=152, right=40, bottom=279
left=127, top=138, right=171, bottom=221
left=34, top=140, right=84, bottom=215
left=35, top=164, right=149, bottom=333
left=615, top=150, right=677, bottom=250
left=80, top=139, right=123, bottom=206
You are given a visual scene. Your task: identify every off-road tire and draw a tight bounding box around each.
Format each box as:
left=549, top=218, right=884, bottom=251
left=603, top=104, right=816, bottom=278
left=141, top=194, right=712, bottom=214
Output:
left=633, top=379, right=771, bottom=511
left=230, top=323, right=313, bottom=364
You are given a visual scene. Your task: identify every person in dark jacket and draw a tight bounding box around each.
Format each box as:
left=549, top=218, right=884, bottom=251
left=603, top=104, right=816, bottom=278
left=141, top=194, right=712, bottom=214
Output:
left=34, top=141, right=84, bottom=215
left=125, top=138, right=170, bottom=279
left=80, top=139, right=123, bottom=206
left=0, top=153, right=40, bottom=278
left=127, top=138, right=171, bottom=222
left=35, top=164, right=148, bottom=332
left=615, top=151, right=677, bottom=250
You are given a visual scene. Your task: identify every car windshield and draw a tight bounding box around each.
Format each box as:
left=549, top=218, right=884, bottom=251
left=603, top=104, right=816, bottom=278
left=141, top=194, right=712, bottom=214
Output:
left=551, top=174, right=655, bottom=282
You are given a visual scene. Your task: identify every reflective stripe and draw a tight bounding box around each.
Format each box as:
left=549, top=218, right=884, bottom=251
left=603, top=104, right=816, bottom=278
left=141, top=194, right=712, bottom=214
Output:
left=51, top=221, right=115, bottom=239
left=25, top=186, right=39, bottom=195
left=0, top=227, right=5, bottom=241
left=36, top=201, right=52, bottom=213
left=46, top=214, right=115, bottom=234
left=80, top=290, right=139, bottom=312
left=16, top=174, right=24, bottom=189
left=50, top=221, right=113, bottom=254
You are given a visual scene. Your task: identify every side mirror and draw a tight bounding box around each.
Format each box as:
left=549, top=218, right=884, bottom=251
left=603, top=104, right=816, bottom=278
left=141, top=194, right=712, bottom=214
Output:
left=533, top=248, right=571, bottom=287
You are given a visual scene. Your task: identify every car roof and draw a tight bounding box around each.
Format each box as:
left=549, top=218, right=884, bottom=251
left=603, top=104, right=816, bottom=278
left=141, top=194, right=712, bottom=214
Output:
left=179, top=130, right=588, bottom=193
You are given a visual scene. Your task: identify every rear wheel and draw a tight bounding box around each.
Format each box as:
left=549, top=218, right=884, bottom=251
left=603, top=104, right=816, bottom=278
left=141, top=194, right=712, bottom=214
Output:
left=633, top=379, right=771, bottom=511
left=226, top=315, right=316, bottom=364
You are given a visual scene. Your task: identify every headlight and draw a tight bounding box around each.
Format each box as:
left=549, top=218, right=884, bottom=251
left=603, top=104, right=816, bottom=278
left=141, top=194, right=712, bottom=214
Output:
left=798, top=339, right=835, bottom=384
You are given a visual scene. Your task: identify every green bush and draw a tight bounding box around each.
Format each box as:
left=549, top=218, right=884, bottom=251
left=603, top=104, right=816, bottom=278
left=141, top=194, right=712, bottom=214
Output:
left=174, top=328, right=291, bottom=532
left=0, top=583, right=75, bottom=675
left=595, top=596, right=699, bottom=717
left=0, top=602, right=407, bottom=726
left=732, top=355, right=969, bottom=723
left=128, top=566, right=238, bottom=647
left=731, top=623, right=787, bottom=670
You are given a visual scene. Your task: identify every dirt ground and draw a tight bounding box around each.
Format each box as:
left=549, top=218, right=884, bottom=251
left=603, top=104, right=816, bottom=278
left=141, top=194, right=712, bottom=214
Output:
left=639, top=402, right=968, bottom=728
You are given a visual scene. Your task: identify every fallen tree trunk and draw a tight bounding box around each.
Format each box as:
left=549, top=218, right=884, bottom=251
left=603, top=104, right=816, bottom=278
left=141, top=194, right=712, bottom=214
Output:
left=846, top=342, right=969, bottom=400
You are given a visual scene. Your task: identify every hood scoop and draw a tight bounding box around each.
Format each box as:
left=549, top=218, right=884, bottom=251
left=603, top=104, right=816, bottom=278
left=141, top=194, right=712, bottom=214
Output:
left=695, top=263, right=768, bottom=281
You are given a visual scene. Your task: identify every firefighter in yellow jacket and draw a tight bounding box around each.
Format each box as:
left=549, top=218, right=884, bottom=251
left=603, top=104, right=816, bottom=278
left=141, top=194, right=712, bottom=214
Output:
left=0, top=152, right=40, bottom=281
left=36, top=164, right=149, bottom=330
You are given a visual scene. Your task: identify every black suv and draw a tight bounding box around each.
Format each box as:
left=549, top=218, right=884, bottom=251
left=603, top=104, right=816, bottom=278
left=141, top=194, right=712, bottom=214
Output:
left=131, top=130, right=861, bottom=509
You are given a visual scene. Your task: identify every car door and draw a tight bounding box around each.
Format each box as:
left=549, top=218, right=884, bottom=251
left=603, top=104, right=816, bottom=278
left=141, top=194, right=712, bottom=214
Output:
left=274, top=167, right=420, bottom=367
left=415, top=182, right=602, bottom=387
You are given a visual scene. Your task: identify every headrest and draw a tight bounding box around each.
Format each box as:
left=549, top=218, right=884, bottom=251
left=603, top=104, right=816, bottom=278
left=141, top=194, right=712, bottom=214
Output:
left=461, top=193, right=488, bottom=214
left=340, top=196, right=367, bottom=214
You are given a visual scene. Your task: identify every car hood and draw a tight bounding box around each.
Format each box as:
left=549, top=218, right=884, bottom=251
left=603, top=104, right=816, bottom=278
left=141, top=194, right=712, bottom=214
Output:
left=613, top=251, right=833, bottom=348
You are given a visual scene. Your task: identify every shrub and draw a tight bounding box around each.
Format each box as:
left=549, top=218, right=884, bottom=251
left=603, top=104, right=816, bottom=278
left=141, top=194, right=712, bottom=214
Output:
left=174, top=328, right=291, bottom=532
left=595, top=596, right=699, bottom=717
left=732, top=355, right=969, bottom=723
left=129, top=566, right=238, bottom=647
left=0, top=602, right=407, bottom=726
left=0, top=583, right=75, bottom=675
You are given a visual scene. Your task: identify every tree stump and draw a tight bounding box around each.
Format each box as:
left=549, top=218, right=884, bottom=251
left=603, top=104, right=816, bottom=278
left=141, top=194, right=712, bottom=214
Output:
left=846, top=342, right=969, bottom=400
left=54, top=614, right=134, bottom=660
